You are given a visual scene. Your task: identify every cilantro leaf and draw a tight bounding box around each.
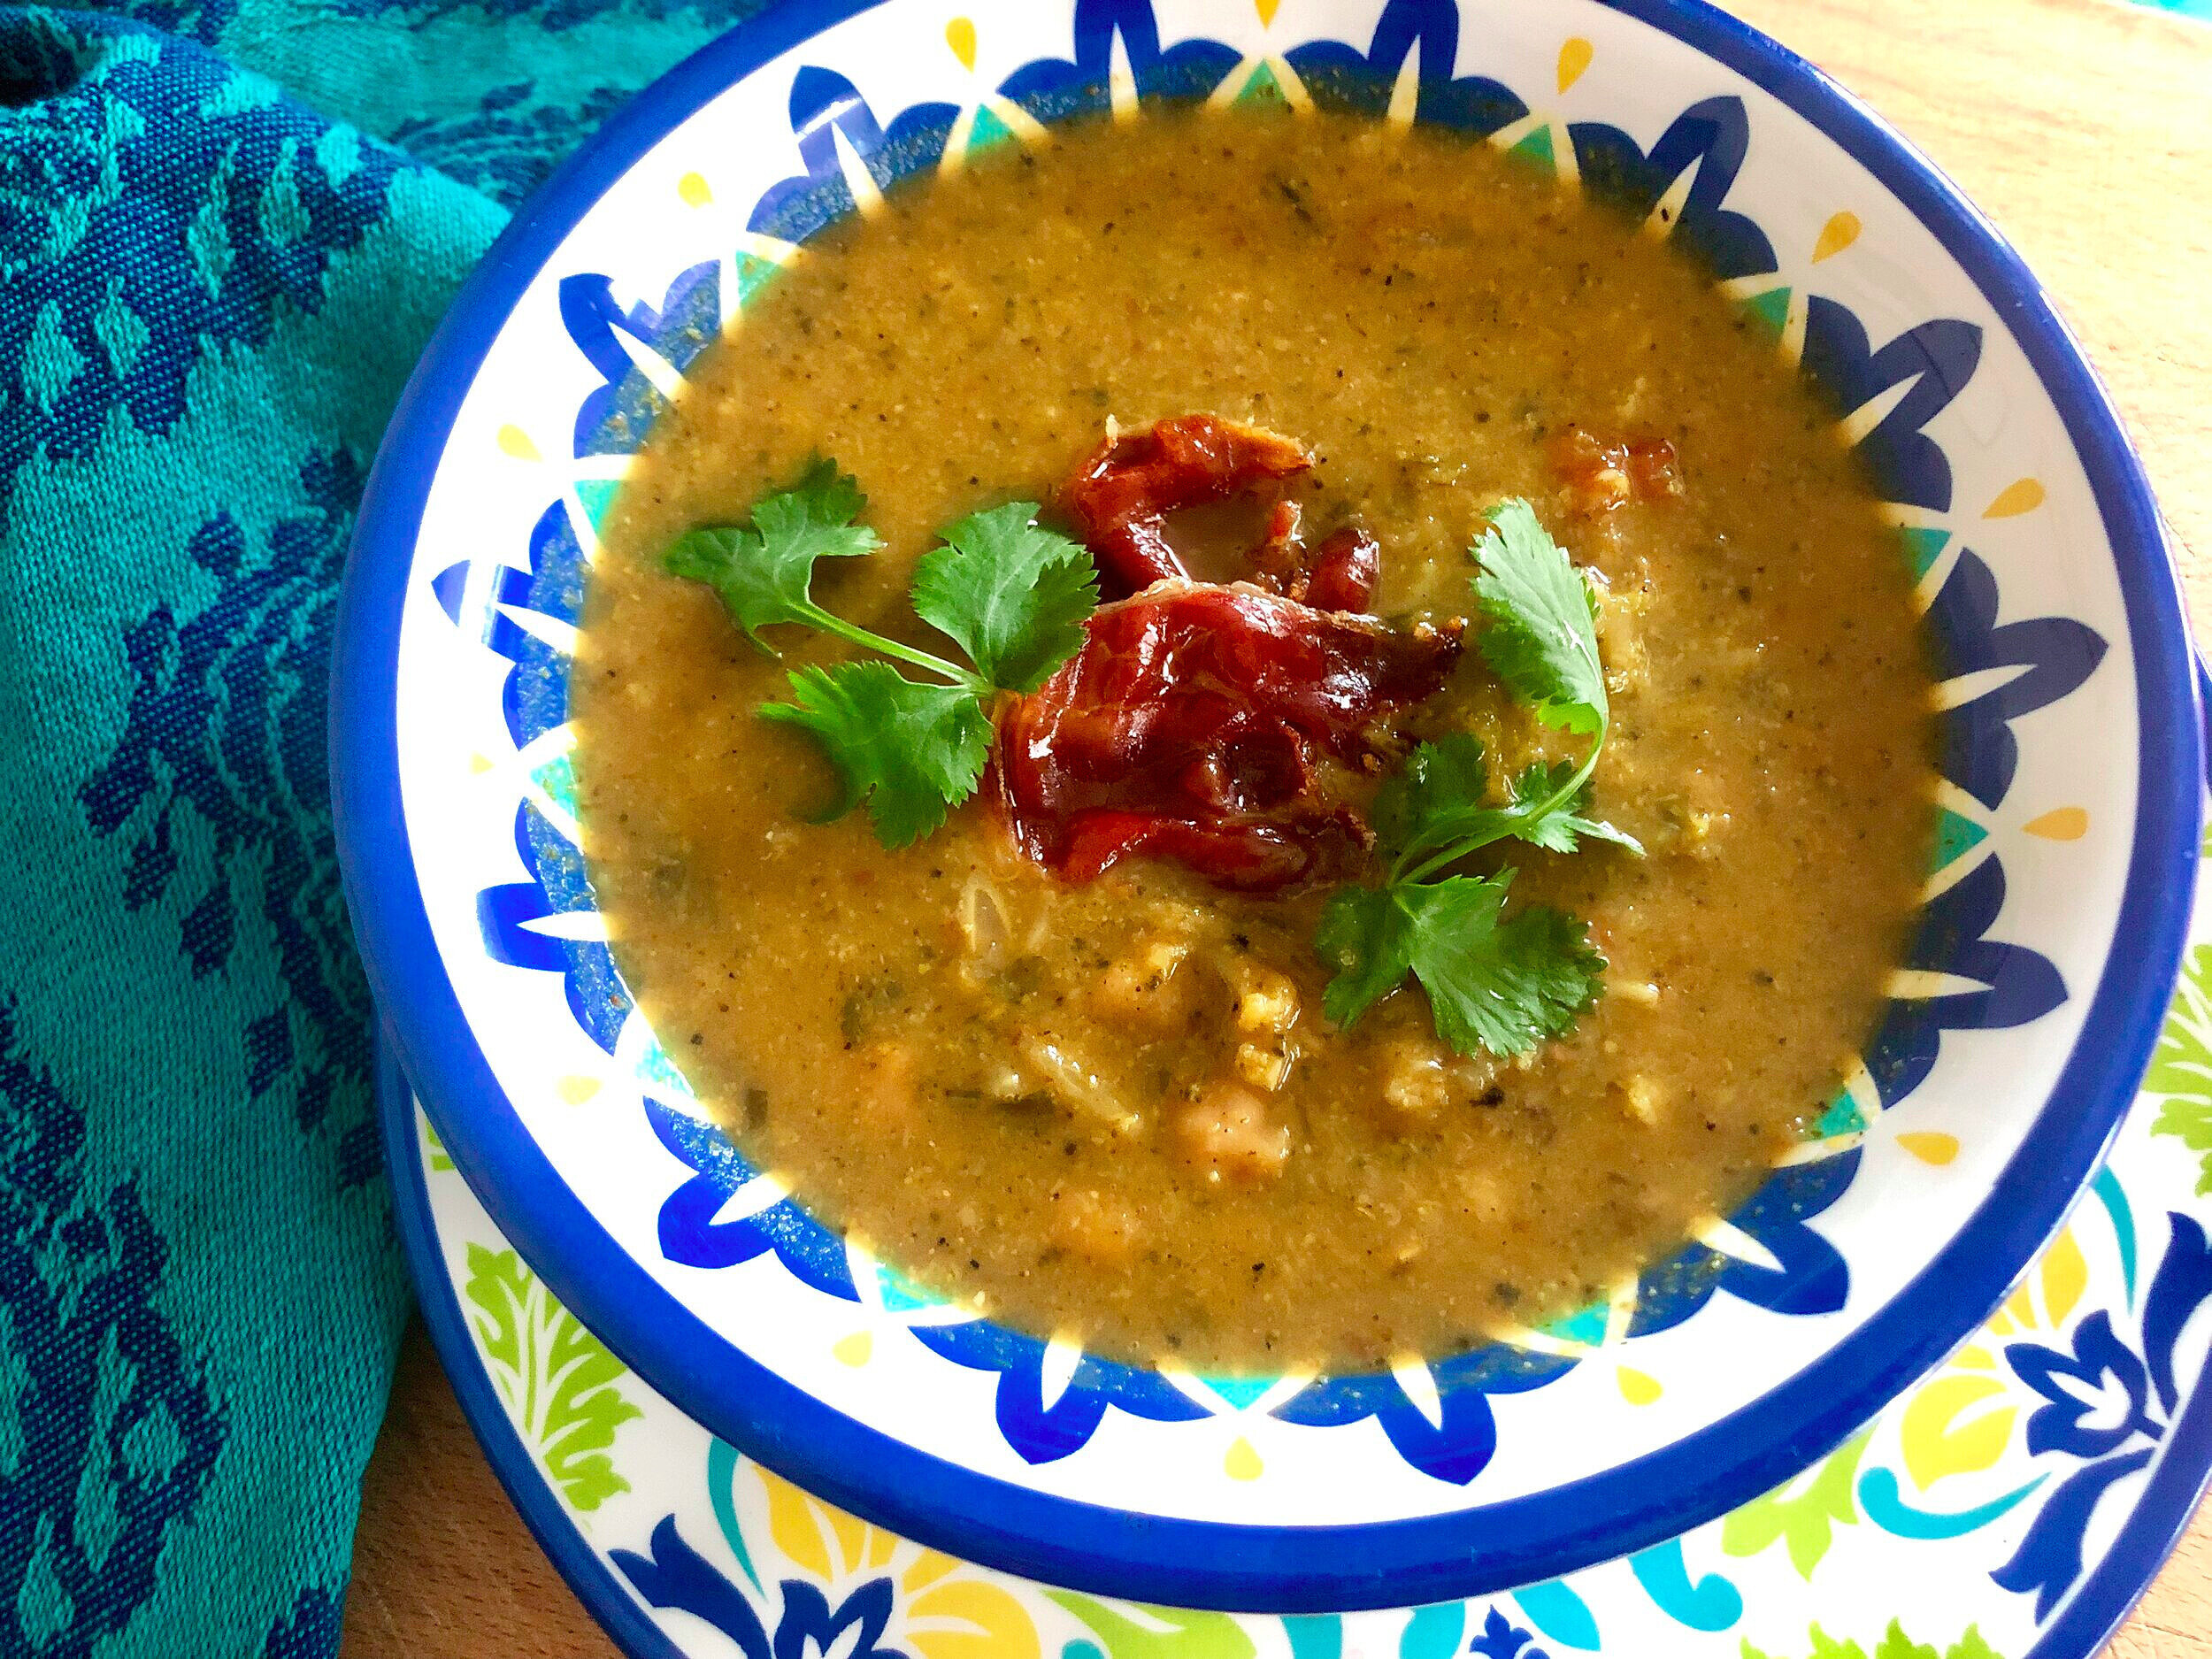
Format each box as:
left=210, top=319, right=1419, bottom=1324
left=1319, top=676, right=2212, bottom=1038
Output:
left=1378, top=740, right=1641, bottom=879
left=1473, top=498, right=1607, bottom=735
left=758, top=661, right=990, bottom=849
left=1316, top=884, right=1416, bottom=1028
left=1398, top=874, right=1605, bottom=1056
left=1317, top=872, right=1606, bottom=1056
left=664, top=457, right=882, bottom=650
left=911, top=502, right=1099, bottom=693
left=1372, top=733, right=1490, bottom=865
left=666, top=463, right=1113, bottom=851
left=1320, top=498, right=1632, bottom=1056
left=1494, top=761, right=1643, bottom=856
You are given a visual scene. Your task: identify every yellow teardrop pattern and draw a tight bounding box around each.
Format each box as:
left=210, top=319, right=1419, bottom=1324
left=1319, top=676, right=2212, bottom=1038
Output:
left=1616, top=1365, right=1662, bottom=1405
left=1984, top=478, right=2047, bottom=518
left=1254, top=0, right=1281, bottom=26
left=1811, top=211, right=1860, bottom=263
left=2024, top=807, right=2089, bottom=841
left=676, top=172, right=712, bottom=207
left=1896, top=1132, right=1959, bottom=1165
left=945, top=16, right=977, bottom=71
left=1225, top=1437, right=1263, bottom=1479
left=2039, top=1229, right=2089, bottom=1326
left=1556, top=37, right=1593, bottom=93
left=555, top=1074, right=601, bottom=1105
left=495, top=424, right=541, bottom=461
left=833, top=1330, right=874, bottom=1367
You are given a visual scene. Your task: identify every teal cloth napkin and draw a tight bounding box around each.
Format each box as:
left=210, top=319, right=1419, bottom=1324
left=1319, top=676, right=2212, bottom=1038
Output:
left=0, top=4, right=757, bottom=1653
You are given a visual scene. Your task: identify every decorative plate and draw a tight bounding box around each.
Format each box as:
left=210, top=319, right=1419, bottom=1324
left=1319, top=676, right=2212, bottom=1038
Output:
left=378, top=722, right=2212, bottom=1656
left=333, top=0, right=2200, bottom=1610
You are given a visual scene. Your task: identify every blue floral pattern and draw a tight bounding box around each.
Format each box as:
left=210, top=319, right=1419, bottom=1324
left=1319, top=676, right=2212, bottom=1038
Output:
left=0, top=1001, right=226, bottom=1659
left=1994, top=1214, right=2212, bottom=1617
left=1470, top=1608, right=1552, bottom=1659
left=403, top=686, right=2212, bottom=1654
left=1572, top=96, right=1775, bottom=280
left=997, top=0, right=1242, bottom=124
left=406, top=1033, right=2212, bottom=1659
left=615, top=1517, right=917, bottom=1659
left=908, top=1320, right=1207, bottom=1466
left=1927, top=548, right=2108, bottom=813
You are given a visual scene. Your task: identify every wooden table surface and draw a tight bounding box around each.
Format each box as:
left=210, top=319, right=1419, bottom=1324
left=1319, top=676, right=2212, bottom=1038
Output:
left=338, top=1, right=2212, bottom=1652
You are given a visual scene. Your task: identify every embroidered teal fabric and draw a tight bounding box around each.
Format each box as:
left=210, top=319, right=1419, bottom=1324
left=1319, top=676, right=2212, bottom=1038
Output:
left=0, top=4, right=759, bottom=1652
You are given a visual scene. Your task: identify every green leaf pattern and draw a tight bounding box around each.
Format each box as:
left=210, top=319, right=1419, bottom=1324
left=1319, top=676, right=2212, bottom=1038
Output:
left=1742, top=1621, right=2002, bottom=1659
left=1720, top=1431, right=1869, bottom=1578
left=1044, top=1593, right=1256, bottom=1659
left=464, top=1244, right=642, bottom=1511
left=2149, top=942, right=2212, bottom=1195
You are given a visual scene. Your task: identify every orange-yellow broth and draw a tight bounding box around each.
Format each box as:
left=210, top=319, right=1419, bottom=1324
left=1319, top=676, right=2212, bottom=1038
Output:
left=571, top=107, right=1933, bottom=1372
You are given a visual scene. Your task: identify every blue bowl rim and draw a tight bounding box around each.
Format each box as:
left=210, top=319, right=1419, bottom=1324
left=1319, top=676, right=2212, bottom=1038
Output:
left=332, top=0, right=2205, bottom=1613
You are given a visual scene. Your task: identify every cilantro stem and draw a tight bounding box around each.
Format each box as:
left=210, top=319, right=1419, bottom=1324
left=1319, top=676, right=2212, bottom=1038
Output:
left=1392, top=715, right=1609, bottom=885
left=794, top=601, right=987, bottom=695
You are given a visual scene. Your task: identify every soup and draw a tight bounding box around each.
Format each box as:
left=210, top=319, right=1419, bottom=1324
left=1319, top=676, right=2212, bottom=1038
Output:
left=571, top=106, right=1933, bottom=1373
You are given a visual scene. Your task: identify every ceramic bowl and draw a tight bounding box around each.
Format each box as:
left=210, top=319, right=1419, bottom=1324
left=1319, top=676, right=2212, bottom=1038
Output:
left=333, top=0, right=2201, bottom=1612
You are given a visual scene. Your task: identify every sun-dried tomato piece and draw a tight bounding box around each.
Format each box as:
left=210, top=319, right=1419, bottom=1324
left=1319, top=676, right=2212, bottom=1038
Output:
left=1062, top=414, right=1312, bottom=597
left=1551, top=429, right=1685, bottom=515
left=1306, top=525, right=1380, bottom=613
left=994, top=580, right=1463, bottom=890
left=1244, top=501, right=1381, bottom=614
left=1052, top=811, right=1343, bottom=891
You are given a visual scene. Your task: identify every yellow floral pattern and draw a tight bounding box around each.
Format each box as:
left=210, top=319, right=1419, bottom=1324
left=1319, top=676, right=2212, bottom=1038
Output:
left=1898, top=1230, right=2086, bottom=1491
left=757, top=1467, right=1041, bottom=1659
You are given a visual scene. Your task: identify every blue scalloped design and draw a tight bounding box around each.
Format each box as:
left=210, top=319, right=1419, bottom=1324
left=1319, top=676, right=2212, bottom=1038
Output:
left=908, top=1320, right=1209, bottom=1465
left=434, top=495, right=585, bottom=749
left=1930, top=547, right=2110, bottom=810
left=1630, top=1151, right=1858, bottom=1337
left=458, top=0, right=2111, bottom=1488
left=748, top=67, right=959, bottom=242
left=1867, top=855, right=2070, bottom=1109
left=476, top=801, right=632, bottom=1055
left=1801, top=307, right=1982, bottom=513
left=1273, top=1340, right=1571, bottom=1486
left=1285, top=0, right=1525, bottom=132
left=561, top=261, right=721, bottom=459
left=643, top=1095, right=859, bottom=1300
left=1571, top=96, right=1775, bottom=280
left=996, top=0, right=1241, bottom=126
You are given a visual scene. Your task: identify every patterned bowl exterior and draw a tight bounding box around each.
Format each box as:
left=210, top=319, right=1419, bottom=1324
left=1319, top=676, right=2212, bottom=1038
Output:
left=333, top=0, right=2202, bottom=1611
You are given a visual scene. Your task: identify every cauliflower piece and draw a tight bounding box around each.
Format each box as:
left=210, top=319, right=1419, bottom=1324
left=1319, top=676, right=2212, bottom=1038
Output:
left=1175, top=1082, right=1290, bottom=1184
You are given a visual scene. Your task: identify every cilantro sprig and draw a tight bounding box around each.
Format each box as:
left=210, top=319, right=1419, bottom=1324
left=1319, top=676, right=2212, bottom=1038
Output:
left=1317, top=499, right=1640, bottom=1057
left=664, top=460, right=1098, bottom=847
left=670, top=465, right=1632, bottom=1064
